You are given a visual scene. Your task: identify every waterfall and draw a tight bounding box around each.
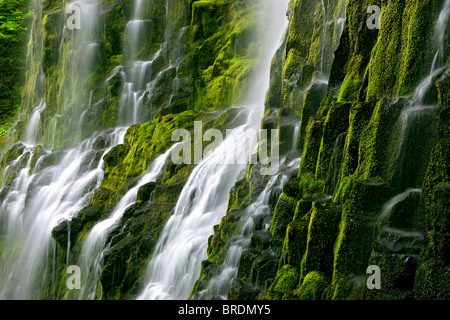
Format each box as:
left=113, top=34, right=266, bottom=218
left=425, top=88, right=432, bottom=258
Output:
left=24, top=99, right=45, bottom=145
left=64, top=0, right=102, bottom=144
left=0, top=0, right=124, bottom=299
left=137, top=0, right=291, bottom=300
left=0, top=127, right=126, bottom=299
left=197, top=162, right=296, bottom=299
left=414, top=0, right=449, bottom=104
left=377, top=188, right=423, bottom=225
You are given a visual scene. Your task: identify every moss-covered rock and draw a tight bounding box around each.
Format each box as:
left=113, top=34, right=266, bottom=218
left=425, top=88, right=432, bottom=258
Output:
left=296, top=271, right=329, bottom=300
left=269, top=193, right=297, bottom=238
left=300, top=203, right=341, bottom=281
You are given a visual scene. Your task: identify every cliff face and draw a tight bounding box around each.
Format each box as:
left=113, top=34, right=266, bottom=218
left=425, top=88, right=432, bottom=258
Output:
left=0, top=0, right=448, bottom=300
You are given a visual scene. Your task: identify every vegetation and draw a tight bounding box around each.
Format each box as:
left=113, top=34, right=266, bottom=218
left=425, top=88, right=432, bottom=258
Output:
left=0, top=0, right=32, bottom=139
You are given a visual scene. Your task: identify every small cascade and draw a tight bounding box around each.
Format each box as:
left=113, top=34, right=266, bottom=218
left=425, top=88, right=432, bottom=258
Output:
left=137, top=105, right=264, bottom=300
left=76, top=144, right=178, bottom=299
left=24, top=99, right=45, bottom=145
left=388, top=105, right=437, bottom=190
left=195, top=0, right=348, bottom=300
left=377, top=188, right=423, bottom=225
left=118, top=0, right=188, bottom=125
left=198, top=165, right=292, bottom=299
left=375, top=188, right=424, bottom=256
left=64, top=0, right=102, bottom=144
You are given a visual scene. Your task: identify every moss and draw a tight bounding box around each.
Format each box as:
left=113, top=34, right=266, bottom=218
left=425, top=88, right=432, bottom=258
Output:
left=330, top=184, right=386, bottom=297
left=422, top=68, right=450, bottom=207
left=337, top=75, right=363, bottom=102
left=298, top=116, right=324, bottom=176
left=365, top=0, right=405, bottom=100
left=293, top=199, right=312, bottom=221
left=332, top=0, right=380, bottom=102
left=300, top=203, right=341, bottom=281
left=43, top=0, right=63, bottom=13
left=356, top=98, right=405, bottom=182
left=237, top=249, right=259, bottom=282
left=271, top=265, right=299, bottom=294
left=269, top=193, right=297, bottom=238
left=98, top=110, right=197, bottom=199
left=187, top=0, right=263, bottom=110
left=99, top=202, right=177, bottom=299
left=104, top=4, right=126, bottom=73
left=396, top=0, right=442, bottom=96
left=258, top=290, right=283, bottom=300
left=297, top=82, right=328, bottom=149
left=362, top=252, right=418, bottom=300
left=279, top=217, right=309, bottom=267
left=227, top=178, right=253, bottom=212
left=206, top=210, right=241, bottom=264
left=295, top=271, right=329, bottom=300
left=418, top=185, right=450, bottom=299
left=337, top=102, right=376, bottom=178
left=298, top=173, right=324, bottom=199
left=314, top=102, right=352, bottom=182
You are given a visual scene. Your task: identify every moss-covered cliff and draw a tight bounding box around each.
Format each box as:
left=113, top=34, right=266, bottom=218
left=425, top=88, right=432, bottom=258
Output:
left=192, top=0, right=449, bottom=301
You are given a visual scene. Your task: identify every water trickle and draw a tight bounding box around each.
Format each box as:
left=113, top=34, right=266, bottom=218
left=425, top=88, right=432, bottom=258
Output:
left=24, top=99, right=45, bottom=144
left=387, top=0, right=448, bottom=192
left=376, top=0, right=448, bottom=253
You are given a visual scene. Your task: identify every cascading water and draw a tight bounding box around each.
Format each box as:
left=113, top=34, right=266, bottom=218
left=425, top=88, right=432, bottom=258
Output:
left=0, top=0, right=128, bottom=299
left=0, top=127, right=126, bottom=299
left=0, top=0, right=105, bottom=299
left=197, top=158, right=299, bottom=299
left=24, top=99, right=45, bottom=145
left=76, top=143, right=178, bottom=299
left=137, top=0, right=290, bottom=300
left=118, top=0, right=188, bottom=125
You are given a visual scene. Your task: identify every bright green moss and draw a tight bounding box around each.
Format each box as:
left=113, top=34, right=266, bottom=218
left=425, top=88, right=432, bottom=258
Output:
left=269, top=193, right=297, bottom=238
left=188, top=0, right=262, bottom=110
left=295, top=271, right=329, bottom=300
left=314, top=102, right=351, bottom=182
left=279, top=217, right=309, bottom=268
left=298, top=116, right=324, bottom=176
left=271, top=265, right=300, bottom=294
left=300, top=203, right=341, bottom=281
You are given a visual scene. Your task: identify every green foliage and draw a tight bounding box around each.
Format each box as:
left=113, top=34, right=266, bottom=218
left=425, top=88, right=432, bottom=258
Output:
left=0, top=0, right=32, bottom=42
left=0, top=0, right=33, bottom=137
